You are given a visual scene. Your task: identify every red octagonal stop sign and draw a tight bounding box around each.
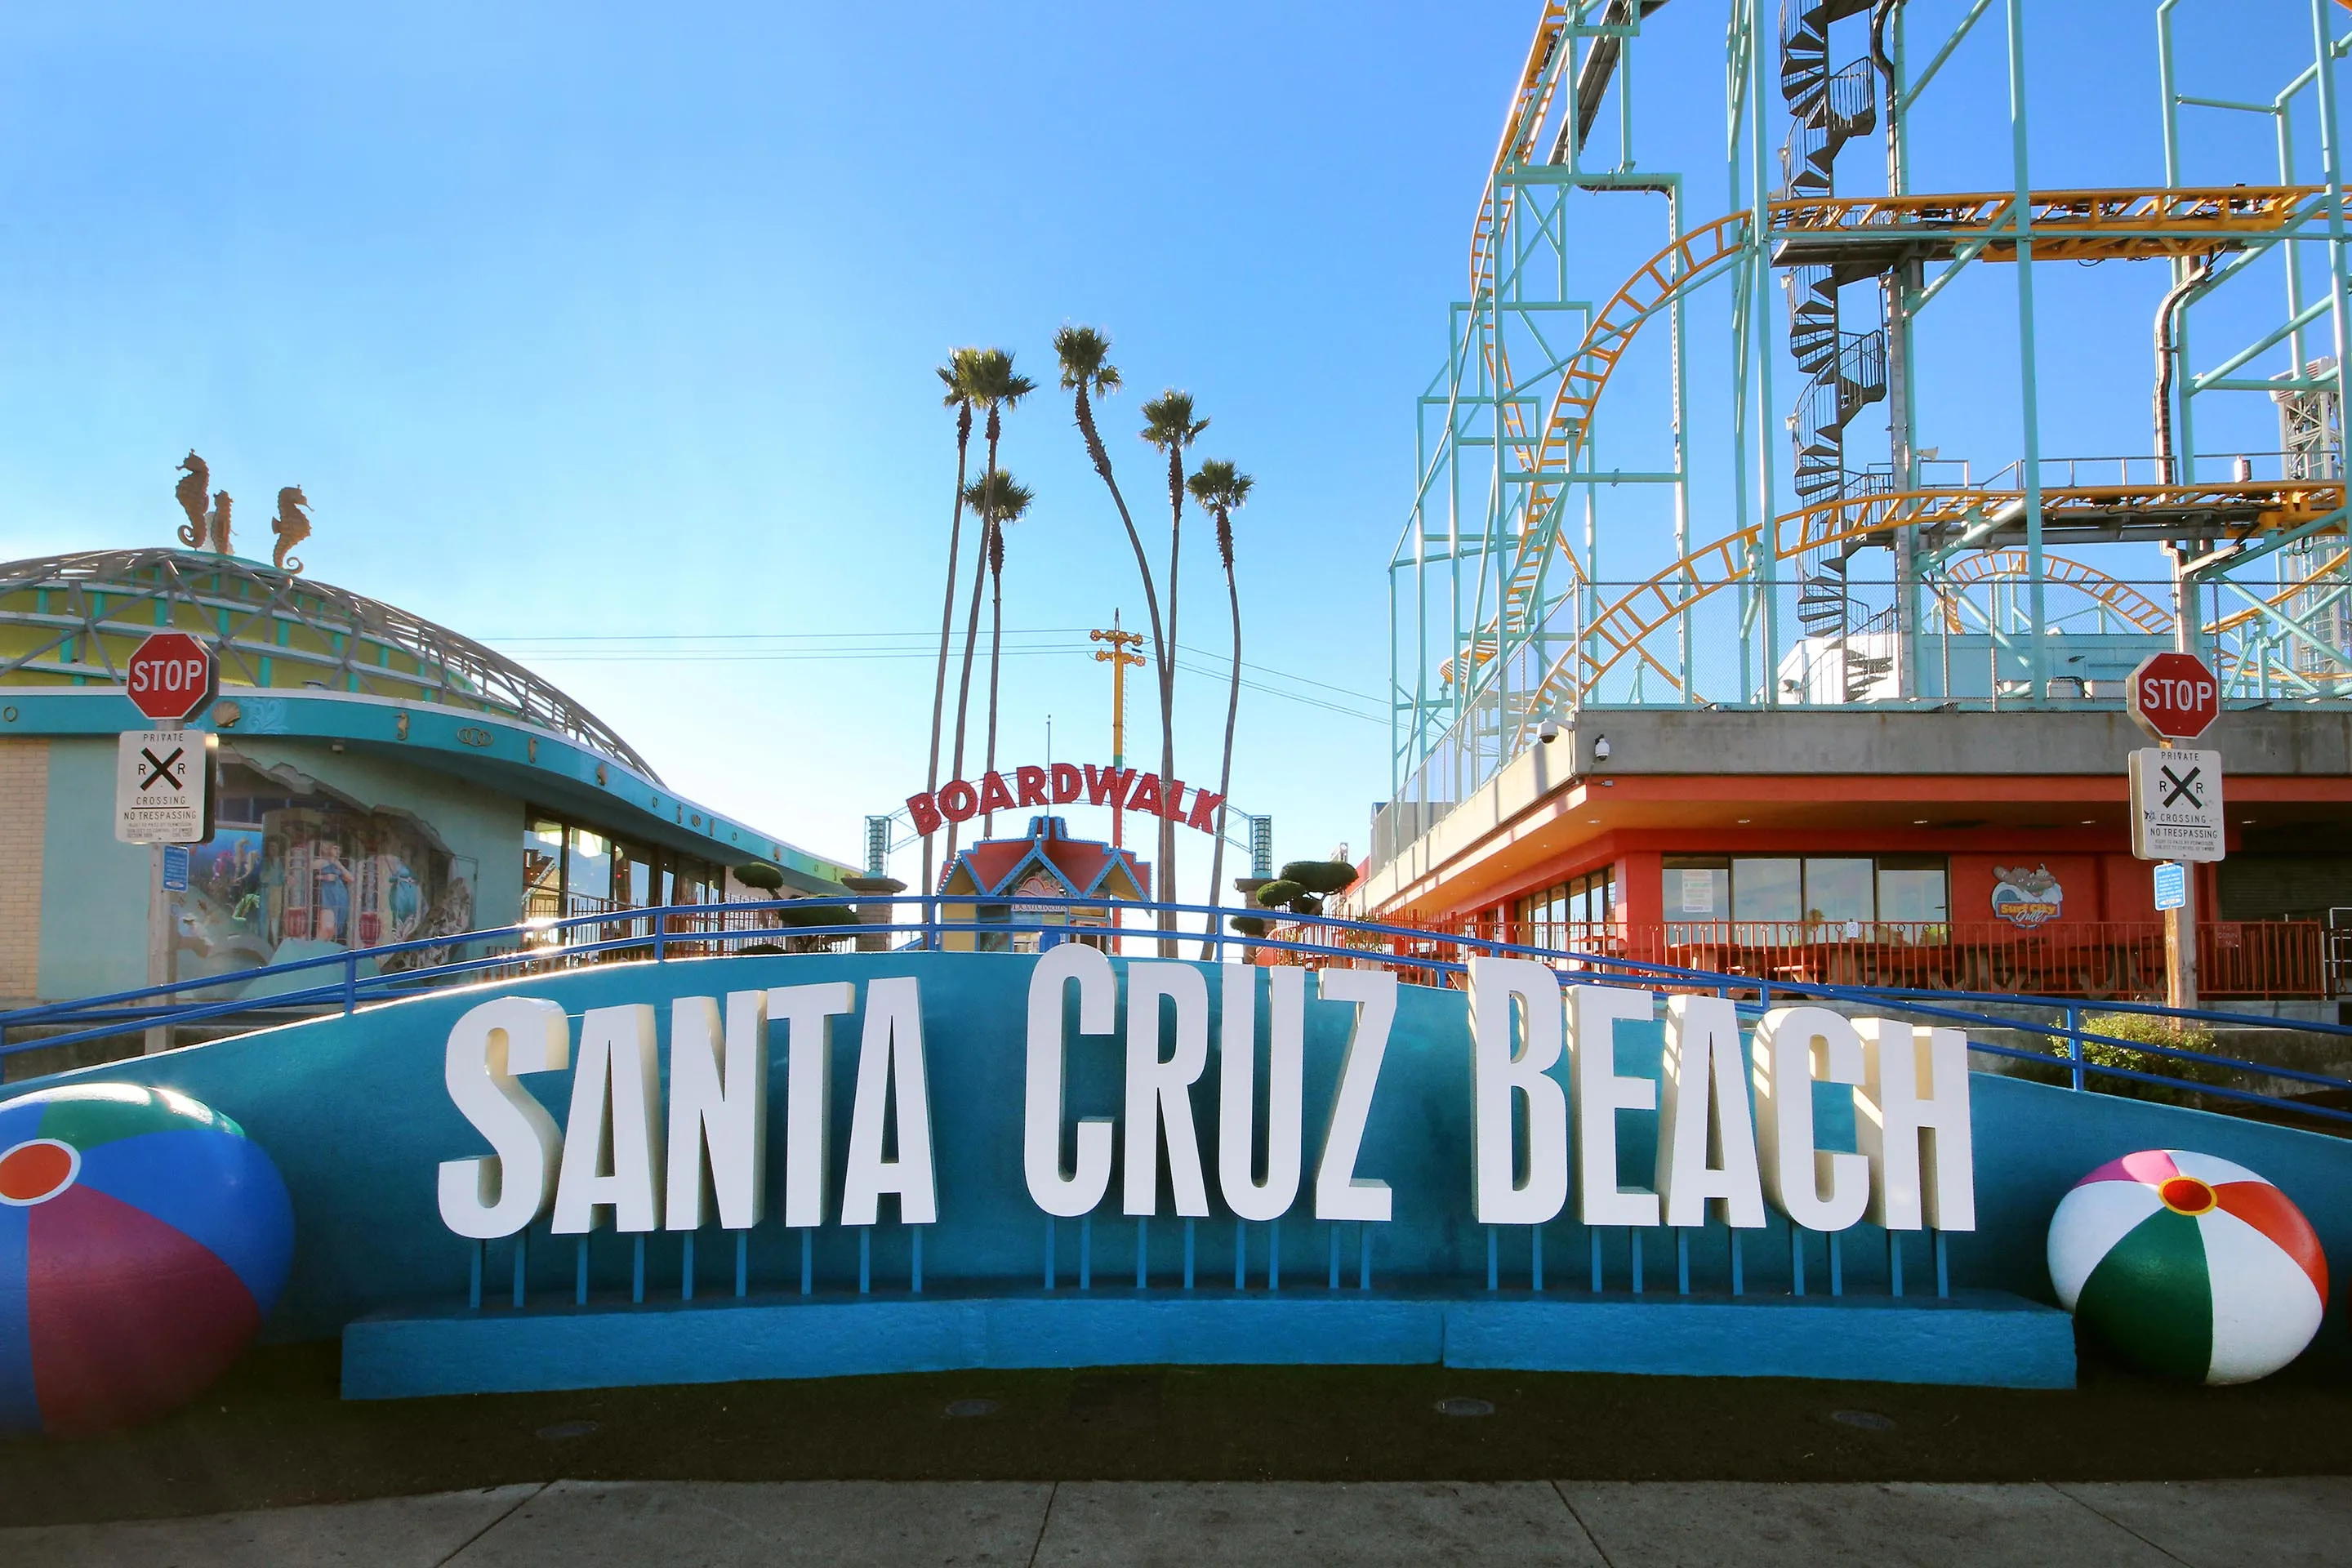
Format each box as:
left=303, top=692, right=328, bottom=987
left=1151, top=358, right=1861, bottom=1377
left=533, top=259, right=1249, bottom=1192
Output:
left=2127, top=650, right=2220, bottom=741
left=125, top=630, right=218, bottom=723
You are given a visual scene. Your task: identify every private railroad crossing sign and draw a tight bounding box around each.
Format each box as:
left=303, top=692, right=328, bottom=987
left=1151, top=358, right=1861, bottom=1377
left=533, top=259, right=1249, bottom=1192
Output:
left=2126, top=650, right=2220, bottom=742
left=2129, top=747, right=2225, bottom=862
left=115, top=728, right=212, bottom=844
left=124, top=630, right=218, bottom=724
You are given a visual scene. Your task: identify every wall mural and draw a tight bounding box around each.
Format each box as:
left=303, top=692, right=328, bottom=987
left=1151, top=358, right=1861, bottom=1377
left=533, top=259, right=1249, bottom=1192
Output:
left=172, top=763, right=476, bottom=990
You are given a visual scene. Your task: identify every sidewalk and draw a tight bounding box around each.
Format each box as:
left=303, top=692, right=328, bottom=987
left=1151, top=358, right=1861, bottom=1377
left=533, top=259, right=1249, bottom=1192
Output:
left=1, top=1477, right=2342, bottom=1566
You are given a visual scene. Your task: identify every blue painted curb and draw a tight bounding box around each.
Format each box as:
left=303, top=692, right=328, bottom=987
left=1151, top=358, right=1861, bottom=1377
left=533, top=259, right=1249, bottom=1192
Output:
left=341, top=1287, right=2072, bottom=1398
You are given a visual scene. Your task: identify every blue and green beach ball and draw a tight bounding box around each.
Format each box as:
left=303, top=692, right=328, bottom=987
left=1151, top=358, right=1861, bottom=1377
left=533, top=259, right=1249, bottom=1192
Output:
left=2048, top=1149, right=2328, bottom=1385
left=0, top=1084, right=293, bottom=1435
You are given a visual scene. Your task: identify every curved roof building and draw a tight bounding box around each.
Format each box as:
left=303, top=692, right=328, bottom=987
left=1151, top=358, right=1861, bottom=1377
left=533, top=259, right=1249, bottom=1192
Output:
left=0, top=546, right=853, bottom=1013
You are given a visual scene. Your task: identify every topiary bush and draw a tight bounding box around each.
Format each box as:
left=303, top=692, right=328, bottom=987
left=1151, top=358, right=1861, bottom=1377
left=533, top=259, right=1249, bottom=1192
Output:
left=1280, top=859, right=1358, bottom=896
left=734, top=862, right=785, bottom=893
left=1254, top=880, right=1303, bottom=911
left=773, top=901, right=850, bottom=929
left=1231, top=915, right=1269, bottom=938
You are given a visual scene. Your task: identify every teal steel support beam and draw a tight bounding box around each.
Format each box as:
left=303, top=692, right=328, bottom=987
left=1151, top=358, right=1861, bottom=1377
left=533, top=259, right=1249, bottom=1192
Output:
left=2005, top=0, right=2049, bottom=697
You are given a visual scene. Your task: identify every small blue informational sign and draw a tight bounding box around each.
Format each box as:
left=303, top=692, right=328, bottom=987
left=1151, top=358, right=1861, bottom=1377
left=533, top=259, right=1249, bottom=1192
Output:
left=2153, top=860, right=2187, bottom=912
left=161, top=843, right=190, bottom=893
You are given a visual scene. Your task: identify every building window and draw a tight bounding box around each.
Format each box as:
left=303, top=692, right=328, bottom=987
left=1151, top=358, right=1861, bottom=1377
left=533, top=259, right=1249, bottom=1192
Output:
left=521, top=808, right=723, bottom=951
left=1514, top=866, right=1618, bottom=951
left=1663, top=855, right=1949, bottom=942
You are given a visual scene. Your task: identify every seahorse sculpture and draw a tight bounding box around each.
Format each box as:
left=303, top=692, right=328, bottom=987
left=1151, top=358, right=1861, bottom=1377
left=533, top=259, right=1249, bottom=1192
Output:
left=174, top=452, right=210, bottom=547
left=208, top=490, right=234, bottom=557
left=272, top=485, right=312, bottom=573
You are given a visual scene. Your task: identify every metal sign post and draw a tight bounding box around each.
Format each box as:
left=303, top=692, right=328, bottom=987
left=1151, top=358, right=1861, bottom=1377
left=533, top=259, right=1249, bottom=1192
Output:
left=2125, top=650, right=2222, bottom=1013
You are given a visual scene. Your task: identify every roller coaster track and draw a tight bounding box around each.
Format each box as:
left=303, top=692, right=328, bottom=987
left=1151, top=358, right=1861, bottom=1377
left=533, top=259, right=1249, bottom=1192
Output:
left=1445, top=185, right=2329, bottom=694
left=1930, top=546, right=2352, bottom=686
left=1503, top=479, right=2348, bottom=738
left=2211, top=549, right=2350, bottom=637
left=1930, top=550, right=2172, bottom=636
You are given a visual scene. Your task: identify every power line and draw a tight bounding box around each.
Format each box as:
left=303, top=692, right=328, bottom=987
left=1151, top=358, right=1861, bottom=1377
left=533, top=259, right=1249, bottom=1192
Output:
left=483, top=626, right=1381, bottom=703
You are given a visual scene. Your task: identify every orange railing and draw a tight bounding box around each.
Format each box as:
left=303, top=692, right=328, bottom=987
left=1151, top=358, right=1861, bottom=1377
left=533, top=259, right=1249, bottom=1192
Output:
left=1278, top=917, right=2328, bottom=1000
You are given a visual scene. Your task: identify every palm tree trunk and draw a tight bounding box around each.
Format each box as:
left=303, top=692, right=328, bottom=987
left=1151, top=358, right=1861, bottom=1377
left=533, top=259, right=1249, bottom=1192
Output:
left=924, top=404, right=973, bottom=911
left=945, top=413, right=1002, bottom=871
left=1072, top=385, right=1173, bottom=945
left=1200, top=546, right=1241, bottom=960
left=983, top=556, right=1004, bottom=835
left=1158, top=448, right=1184, bottom=955
left=945, top=522, right=990, bottom=870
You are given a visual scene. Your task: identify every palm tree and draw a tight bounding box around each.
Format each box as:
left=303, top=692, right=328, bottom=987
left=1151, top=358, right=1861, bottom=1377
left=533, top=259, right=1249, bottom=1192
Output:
left=964, top=468, right=1036, bottom=835
left=1187, top=459, right=1253, bottom=959
left=1140, top=391, right=1209, bottom=953
left=924, top=349, right=985, bottom=912
left=945, top=350, right=1034, bottom=871
left=1055, top=327, right=1174, bottom=945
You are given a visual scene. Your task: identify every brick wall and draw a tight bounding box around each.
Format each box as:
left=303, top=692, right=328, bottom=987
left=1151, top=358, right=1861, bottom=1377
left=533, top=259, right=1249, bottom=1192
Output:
left=0, top=737, right=47, bottom=1000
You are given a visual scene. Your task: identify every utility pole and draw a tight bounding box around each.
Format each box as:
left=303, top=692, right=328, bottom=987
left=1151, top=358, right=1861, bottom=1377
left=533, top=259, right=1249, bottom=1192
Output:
left=1089, top=614, right=1145, bottom=850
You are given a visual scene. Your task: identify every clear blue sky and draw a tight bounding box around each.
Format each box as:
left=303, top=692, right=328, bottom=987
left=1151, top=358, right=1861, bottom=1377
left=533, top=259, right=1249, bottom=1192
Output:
left=0, top=2, right=2330, bottom=893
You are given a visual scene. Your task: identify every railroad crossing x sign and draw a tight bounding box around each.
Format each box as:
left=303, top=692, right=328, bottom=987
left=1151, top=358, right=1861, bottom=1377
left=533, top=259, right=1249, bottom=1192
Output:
left=2128, top=747, right=2224, bottom=863
left=114, top=728, right=214, bottom=844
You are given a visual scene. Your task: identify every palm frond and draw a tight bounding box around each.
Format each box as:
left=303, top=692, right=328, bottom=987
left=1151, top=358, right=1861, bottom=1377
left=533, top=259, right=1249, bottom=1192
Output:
left=1054, top=324, right=1121, bottom=396
left=960, top=468, right=1036, bottom=524
left=965, top=348, right=1036, bottom=412
left=1139, top=390, right=1209, bottom=450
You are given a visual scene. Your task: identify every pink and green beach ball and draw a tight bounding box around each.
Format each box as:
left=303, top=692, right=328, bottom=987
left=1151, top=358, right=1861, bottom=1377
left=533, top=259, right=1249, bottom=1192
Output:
left=2047, top=1149, right=2328, bottom=1385
left=0, top=1084, right=293, bottom=1435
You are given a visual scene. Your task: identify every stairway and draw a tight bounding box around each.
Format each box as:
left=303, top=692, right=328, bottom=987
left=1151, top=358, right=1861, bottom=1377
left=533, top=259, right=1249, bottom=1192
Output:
left=1779, top=0, right=1891, bottom=700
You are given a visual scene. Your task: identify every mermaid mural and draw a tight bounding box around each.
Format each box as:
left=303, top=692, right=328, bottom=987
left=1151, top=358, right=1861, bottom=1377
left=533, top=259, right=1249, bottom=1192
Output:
left=172, top=764, right=474, bottom=992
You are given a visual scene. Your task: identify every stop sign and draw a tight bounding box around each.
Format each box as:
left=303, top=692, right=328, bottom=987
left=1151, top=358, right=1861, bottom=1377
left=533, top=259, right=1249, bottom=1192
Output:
left=2127, top=650, right=2220, bottom=741
left=125, top=631, right=218, bottom=723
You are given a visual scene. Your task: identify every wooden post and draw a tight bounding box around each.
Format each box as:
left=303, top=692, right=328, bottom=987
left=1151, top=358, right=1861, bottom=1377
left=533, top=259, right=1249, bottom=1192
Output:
left=2160, top=738, right=2198, bottom=1012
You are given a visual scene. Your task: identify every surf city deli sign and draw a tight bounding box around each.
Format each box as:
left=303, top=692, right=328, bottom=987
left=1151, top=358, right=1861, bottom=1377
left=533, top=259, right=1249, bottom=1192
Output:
left=435, top=951, right=1975, bottom=1247
left=905, top=764, right=1223, bottom=836
left=1989, top=864, right=2064, bottom=929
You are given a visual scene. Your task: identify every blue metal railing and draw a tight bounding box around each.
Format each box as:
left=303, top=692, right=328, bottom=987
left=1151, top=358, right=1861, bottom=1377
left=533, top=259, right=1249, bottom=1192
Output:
left=3, top=896, right=2347, bottom=1125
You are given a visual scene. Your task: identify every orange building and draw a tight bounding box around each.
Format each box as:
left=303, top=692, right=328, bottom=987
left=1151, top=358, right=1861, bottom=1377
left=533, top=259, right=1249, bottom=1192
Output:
left=1355, top=709, right=2352, bottom=1008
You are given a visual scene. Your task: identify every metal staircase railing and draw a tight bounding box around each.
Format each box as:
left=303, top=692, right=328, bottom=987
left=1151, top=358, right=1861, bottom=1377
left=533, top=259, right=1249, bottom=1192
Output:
left=1778, top=0, right=1891, bottom=701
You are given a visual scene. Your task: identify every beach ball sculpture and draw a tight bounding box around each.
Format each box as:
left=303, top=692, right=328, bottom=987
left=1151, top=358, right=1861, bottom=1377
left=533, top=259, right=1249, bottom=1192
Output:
left=2048, top=1149, right=2328, bottom=1385
left=0, top=1084, right=293, bottom=1435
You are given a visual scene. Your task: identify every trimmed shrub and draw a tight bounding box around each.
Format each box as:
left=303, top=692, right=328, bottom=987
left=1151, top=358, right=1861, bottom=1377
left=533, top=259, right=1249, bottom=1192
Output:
left=1231, top=915, right=1269, bottom=938
left=2074, top=1012, right=2234, bottom=1106
left=735, top=862, right=786, bottom=892
left=773, top=901, right=851, bottom=929
left=1254, top=880, right=1304, bottom=909
left=1281, top=859, right=1358, bottom=895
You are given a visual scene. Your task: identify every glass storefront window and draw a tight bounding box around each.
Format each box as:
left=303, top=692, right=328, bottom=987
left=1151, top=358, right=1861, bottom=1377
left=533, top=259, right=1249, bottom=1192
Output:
left=1659, top=854, right=1949, bottom=943
left=1514, top=867, right=1619, bottom=956
left=1731, top=858, right=1800, bottom=923
left=523, top=817, right=564, bottom=922
left=568, top=827, right=613, bottom=905
left=1802, top=858, right=1874, bottom=924
left=1662, top=858, right=1729, bottom=920
left=1878, top=857, right=1949, bottom=924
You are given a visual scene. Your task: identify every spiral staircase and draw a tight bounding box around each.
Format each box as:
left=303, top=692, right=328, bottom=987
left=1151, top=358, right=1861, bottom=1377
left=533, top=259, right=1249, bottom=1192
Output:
left=1780, top=0, right=1893, bottom=699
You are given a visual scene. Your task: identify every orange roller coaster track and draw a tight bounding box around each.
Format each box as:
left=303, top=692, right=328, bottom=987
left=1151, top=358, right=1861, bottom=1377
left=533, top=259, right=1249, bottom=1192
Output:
left=1445, top=186, right=2332, bottom=693
left=1931, top=550, right=2172, bottom=637
left=1506, top=479, right=2347, bottom=738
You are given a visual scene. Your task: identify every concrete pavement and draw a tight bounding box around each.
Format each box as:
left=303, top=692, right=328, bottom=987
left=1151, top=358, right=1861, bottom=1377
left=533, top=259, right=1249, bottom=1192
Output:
left=1, top=1477, right=2343, bottom=1566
